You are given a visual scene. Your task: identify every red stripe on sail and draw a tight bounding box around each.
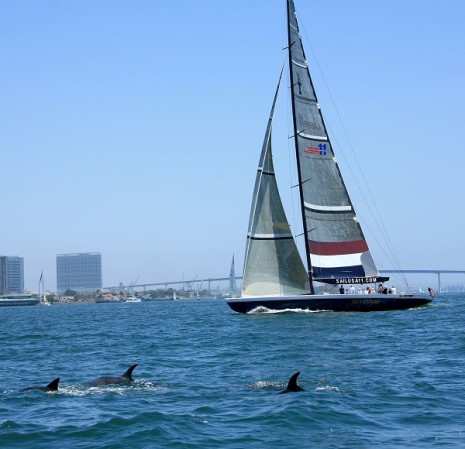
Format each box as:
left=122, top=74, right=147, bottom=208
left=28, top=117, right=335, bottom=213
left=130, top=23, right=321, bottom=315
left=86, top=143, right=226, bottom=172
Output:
left=308, top=240, right=369, bottom=256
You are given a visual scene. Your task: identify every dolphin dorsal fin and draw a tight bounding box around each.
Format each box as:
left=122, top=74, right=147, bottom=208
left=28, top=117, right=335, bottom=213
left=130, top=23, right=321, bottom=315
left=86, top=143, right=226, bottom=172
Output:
left=122, top=364, right=137, bottom=380
left=47, top=378, right=60, bottom=391
left=287, top=371, right=304, bottom=392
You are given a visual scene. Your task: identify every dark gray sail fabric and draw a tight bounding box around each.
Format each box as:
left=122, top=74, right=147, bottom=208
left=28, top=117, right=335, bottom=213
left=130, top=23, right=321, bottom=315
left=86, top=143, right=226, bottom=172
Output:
left=287, top=0, right=381, bottom=284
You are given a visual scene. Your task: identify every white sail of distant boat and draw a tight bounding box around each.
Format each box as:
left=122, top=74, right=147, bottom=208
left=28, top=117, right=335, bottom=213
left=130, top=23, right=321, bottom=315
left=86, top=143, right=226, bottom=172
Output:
left=39, top=271, right=50, bottom=306
left=227, top=0, right=432, bottom=313
left=228, top=254, right=238, bottom=297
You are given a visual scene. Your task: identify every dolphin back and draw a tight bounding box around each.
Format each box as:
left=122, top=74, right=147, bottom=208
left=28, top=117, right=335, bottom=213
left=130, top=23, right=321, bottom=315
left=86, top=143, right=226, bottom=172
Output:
left=20, top=377, right=60, bottom=392
left=45, top=377, right=60, bottom=391
left=89, top=364, right=138, bottom=386
left=279, top=371, right=305, bottom=394
left=122, top=364, right=137, bottom=381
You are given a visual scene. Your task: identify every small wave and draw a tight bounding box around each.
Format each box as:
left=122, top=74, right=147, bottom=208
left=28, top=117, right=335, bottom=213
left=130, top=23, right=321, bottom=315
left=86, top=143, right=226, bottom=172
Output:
left=246, top=380, right=283, bottom=390
left=56, top=380, right=167, bottom=397
left=315, top=385, right=340, bottom=393
left=247, top=306, right=327, bottom=314
left=248, top=381, right=338, bottom=392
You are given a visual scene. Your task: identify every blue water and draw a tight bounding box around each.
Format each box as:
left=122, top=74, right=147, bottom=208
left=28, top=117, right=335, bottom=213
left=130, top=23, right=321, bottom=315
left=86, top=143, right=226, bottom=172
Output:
left=1, top=294, right=464, bottom=448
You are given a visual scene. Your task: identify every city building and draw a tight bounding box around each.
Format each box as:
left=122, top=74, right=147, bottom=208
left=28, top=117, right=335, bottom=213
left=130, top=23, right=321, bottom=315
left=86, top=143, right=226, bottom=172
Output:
left=56, top=252, right=102, bottom=294
left=0, top=256, right=24, bottom=294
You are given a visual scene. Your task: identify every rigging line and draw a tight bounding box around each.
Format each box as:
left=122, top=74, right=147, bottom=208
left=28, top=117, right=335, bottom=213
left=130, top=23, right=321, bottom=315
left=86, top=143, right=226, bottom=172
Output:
left=244, top=60, right=286, bottom=282
left=326, top=125, right=408, bottom=286
left=297, top=16, right=405, bottom=276
left=356, top=214, right=409, bottom=286
left=284, top=63, right=304, bottom=243
left=278, top=10, right=305, bottom=252
left=304, top=69, right=398, bottom=265
left=280, top=8, right=305, bottom=253
left=324, top=123, right=398, bottom=256
left=287, top=96, right=303, bottom=239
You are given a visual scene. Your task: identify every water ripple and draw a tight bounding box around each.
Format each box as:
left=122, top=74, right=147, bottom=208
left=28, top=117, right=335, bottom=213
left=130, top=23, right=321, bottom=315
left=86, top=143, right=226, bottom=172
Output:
left=1, top=296, right=465, bottom=448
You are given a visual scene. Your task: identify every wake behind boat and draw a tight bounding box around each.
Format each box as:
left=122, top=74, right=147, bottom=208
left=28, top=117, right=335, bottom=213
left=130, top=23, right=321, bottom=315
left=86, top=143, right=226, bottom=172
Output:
left=227, top=0, right=431, bottom=314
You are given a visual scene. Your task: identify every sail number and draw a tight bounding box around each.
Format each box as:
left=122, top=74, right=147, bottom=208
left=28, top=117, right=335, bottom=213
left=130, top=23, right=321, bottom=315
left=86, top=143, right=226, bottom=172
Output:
left=335, top=277, right=378, bottom=285
left=304, top=143, right=327, bottom=156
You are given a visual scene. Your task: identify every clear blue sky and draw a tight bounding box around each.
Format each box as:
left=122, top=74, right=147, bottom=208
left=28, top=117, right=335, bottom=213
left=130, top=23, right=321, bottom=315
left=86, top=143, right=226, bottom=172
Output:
left=1, top=0, right=464, bottom=292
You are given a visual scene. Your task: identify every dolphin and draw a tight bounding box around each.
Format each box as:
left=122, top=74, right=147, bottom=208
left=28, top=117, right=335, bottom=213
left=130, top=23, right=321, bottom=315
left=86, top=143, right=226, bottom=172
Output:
left=278, top=371, right=305, bottom=394
left=20, top=378, right=60, bottom=392
left=89, top=364, right=137, bottom=387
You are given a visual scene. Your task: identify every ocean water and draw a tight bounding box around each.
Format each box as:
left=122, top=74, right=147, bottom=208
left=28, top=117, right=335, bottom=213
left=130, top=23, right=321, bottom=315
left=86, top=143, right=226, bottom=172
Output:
left=1, top=294, right=464, bottom=448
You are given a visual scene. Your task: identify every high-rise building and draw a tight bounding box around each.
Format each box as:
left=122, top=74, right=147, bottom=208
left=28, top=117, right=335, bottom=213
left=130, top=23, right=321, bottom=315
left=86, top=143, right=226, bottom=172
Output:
left=0, top=256, right=24, bottom=294
left=56, top=253, right=102, bottom=294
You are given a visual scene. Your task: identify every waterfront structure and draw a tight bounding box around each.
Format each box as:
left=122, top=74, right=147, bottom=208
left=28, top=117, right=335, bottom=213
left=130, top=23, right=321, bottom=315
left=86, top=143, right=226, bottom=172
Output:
left=0, top=256, right=24, bottom=294
left=56, top=253, right=102, bottom=294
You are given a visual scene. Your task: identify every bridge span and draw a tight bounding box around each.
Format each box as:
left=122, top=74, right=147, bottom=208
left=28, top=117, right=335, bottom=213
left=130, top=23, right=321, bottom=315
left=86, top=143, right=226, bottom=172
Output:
left=103, top=277, right=232, bottom=293
left=379, top=270, right=465, bottom=292
left=103, top=269, right=465, bottom=293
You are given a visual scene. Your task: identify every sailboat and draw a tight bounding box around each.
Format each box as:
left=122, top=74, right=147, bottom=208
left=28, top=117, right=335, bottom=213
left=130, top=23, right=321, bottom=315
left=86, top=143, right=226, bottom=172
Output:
left=227, top=0, right=432, bottom=313
left=228, top=254, right=238, bottom=298
left=39, top=271, right=51, bottom=306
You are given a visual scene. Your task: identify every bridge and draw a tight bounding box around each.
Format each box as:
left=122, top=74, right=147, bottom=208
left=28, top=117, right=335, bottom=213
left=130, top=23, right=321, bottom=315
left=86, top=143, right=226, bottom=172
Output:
left=104, top=269, right=465, bottom=293
left=379, top=269, right=465, bottom=292
left=103, top=277, right=232, bottom=293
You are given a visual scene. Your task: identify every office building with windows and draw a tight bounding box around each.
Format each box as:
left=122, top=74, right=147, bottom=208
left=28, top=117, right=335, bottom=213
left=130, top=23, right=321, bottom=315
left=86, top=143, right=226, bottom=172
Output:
left=56, top=252, right=102, bottom=294
left=0, top=256, right=24, bottom=294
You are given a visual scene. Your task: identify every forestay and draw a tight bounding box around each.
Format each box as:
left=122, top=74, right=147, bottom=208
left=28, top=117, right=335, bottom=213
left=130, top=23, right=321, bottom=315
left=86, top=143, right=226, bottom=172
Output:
left=242, top=70, right=309, bottom=297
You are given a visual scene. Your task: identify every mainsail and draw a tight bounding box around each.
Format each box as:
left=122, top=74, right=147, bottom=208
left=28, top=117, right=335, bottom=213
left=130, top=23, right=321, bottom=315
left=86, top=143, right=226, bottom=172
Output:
left=242, top=69, right=309, bottom=297
left=287, top=0, right=387, bottom=286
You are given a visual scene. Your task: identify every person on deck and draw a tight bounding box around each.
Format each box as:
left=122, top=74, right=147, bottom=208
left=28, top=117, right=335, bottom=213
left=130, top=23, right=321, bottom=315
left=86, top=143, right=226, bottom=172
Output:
left=428, top=287, right=435, bottom=299
left=377, top=283, right=384, bottom=294
left=349, top=285, right=355, bottom=294
left=339, top=285, right=344, bottom=294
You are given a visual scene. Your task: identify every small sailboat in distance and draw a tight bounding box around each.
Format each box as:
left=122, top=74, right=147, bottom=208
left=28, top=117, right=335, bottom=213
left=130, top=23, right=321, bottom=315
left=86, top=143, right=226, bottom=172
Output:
left=229, top=254, right=238, bottom=297
left=39, top=271, right=51, bottom=306
left=227, top=0, right=432, bottom=313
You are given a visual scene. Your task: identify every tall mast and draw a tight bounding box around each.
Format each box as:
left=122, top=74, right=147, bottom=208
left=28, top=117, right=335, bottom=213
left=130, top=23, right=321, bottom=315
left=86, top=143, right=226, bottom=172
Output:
left=286, top=0, right=314, bottom=294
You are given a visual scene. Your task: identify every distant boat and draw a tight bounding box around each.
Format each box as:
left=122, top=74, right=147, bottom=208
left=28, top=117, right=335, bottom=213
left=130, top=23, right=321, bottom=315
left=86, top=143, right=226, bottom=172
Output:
left=228, top=254, right=238, bottom=297
left=0, top=294, right=40, bottom=307
left=39, top=271, right=51, bottom=306
left=125, top=295, right=142, bottom=303
left=227, top=0, right=431, bottom=314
